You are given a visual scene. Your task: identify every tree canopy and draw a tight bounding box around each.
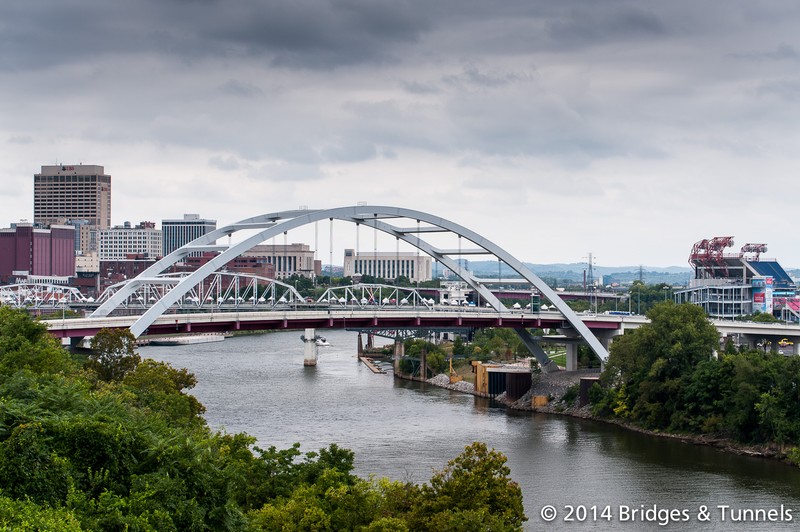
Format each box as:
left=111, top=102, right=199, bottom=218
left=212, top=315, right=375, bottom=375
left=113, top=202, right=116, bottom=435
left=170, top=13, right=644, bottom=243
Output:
left=0, top=308, right=527, bottom=529
left=592, top=302, right=800, bottom=455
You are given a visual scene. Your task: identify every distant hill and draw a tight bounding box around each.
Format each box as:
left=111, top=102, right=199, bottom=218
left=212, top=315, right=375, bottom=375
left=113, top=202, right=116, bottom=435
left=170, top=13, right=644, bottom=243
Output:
left=437, top=261, right=693, bottom=287
left=321, top=259, right=796, bottom=287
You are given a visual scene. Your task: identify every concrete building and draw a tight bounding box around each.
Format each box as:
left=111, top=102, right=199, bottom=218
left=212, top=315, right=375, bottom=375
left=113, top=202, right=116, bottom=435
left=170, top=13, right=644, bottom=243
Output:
left=99, top=222, right=162, bottom=261
left=75, top=253, right=100, bottom=274
left=0, top=223, right=75, bottom=283
left=162, top=214, right=217, bottom=257
left=342, top=249, right=432, bottom=283
left=241, top=244, right=320, bottom=279
left=34, top=164, right=111, bottom=230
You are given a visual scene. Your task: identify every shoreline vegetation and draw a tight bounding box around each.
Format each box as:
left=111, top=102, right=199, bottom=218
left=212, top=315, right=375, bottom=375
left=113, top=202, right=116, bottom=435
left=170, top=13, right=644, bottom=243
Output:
left=422, top=301, right=800, bottom=468
left=425, top=369, right=795, bottom=464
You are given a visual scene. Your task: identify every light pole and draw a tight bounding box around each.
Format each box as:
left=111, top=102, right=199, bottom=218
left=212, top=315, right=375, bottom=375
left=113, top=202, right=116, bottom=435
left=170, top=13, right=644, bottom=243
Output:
left=60, top=299, right=67, bottom=335
left=637, top=285, right=641, bottom=315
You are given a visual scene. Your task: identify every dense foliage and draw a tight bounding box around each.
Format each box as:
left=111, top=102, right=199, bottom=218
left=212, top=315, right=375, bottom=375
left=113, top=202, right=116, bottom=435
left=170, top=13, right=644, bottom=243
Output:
left=591, top=302, right=800, bottom=455
left=0, top=307, right=526, bottom=530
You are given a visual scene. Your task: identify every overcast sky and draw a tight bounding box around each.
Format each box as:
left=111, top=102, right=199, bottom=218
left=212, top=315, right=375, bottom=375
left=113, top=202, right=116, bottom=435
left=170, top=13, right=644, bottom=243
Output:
left=2, top=1, right=799, bottom=268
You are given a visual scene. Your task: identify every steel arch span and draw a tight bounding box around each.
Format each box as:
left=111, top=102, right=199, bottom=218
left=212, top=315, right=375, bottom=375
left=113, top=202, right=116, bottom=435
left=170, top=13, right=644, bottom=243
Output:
left=90, top=206, right=610, bottom=362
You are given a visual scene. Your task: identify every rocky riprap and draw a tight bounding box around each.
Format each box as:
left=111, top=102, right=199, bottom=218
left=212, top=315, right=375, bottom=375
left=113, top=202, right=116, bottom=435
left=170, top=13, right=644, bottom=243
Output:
left=426, top=374, right=477, bottom=394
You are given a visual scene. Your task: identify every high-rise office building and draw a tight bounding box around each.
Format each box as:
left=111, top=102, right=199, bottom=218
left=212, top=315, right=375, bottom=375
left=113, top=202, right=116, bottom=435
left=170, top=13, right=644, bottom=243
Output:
left=34, top=164, right=111, bottom=254
left=34, top=164, right=112, bottom=229
left=161, top=214, right=217, bottom=257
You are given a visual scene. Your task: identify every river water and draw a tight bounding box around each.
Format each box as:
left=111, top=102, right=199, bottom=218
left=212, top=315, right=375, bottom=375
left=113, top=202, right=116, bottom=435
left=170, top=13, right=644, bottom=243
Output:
left=141, top=329, right=800, bottom=530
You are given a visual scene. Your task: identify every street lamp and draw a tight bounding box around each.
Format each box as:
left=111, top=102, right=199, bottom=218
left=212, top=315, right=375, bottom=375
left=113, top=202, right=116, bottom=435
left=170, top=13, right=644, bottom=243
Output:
left=637, top=285, right=641, bottom=315
left=60, top=298, right=67, bottom=332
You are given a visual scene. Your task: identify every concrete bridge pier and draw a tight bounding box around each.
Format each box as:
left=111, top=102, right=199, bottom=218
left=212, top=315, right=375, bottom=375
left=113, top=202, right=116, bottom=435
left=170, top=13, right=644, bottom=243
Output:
left=596, top=330, right=622, bottom=371
left=303, top=328, right=318, bottom=366
left=566, top=343, right=578, bottom=372
left=393, top=336, right=404, bottom=375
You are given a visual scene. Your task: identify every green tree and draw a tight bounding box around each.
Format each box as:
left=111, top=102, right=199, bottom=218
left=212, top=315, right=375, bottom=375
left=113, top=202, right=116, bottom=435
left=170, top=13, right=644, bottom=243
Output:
left=427, top=352, right=447, bottom=375
left=752, top=312, right=779, bottom=323
left=0, top=422, right=73, bottom=506
left=87, top=328, right=141, bottom=382
left=123, top=359, right=206, bottom=424
left=598, top=302, right=718, bottom=429
left=408, top=442, right=526, bottom=531
left=452, top=336, right=466, bottom=356
left=628, top=281, right=673, bottom=315
left=0, top=307, right=75, bottom=376
left=0, top=495, right=82, bottom=531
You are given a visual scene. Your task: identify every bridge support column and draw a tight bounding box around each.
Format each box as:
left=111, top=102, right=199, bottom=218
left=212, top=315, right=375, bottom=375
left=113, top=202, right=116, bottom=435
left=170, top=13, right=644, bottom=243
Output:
left=357, top=334, right=364, bottom=356
left=393, top=337, right=404, bottom=375
left=513, top=327, right=559, bottom=373
left=596, top=330, right=622, bottom=371
left=303, top=328, right=318, bottom=367
left=566, top=344, right=578, bottom=372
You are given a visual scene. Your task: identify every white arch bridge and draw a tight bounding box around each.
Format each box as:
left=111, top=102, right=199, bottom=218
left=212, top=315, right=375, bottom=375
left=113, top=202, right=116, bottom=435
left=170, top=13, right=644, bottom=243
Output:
left=89, top=205, right=611, bottom=367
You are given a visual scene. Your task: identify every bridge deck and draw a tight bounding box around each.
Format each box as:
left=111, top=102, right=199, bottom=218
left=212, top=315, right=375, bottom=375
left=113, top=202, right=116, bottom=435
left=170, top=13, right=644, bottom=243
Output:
left=46, top=309, right=635, bottom=338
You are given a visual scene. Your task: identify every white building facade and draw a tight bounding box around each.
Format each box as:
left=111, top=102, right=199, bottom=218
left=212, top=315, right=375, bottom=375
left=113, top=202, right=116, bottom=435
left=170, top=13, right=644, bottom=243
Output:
left=241, top=243, right=320, bottom=279
left=342, top=249, right=432, bottom=282
left=99, top=222, right=162, bottom=260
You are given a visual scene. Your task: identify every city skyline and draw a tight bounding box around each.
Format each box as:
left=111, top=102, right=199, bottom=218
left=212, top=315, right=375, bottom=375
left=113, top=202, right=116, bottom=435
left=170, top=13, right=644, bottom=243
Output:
left=3, top=2, right=799, bottom=267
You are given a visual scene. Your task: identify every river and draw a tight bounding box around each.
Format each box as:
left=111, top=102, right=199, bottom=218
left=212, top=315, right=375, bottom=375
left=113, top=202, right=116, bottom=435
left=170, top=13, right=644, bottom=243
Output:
left=141, top=329, right=800, bottom=530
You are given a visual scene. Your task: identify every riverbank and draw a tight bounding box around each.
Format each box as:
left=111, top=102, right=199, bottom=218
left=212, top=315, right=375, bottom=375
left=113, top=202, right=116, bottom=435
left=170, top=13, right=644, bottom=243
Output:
left=425, top=368, right=797, bottom=466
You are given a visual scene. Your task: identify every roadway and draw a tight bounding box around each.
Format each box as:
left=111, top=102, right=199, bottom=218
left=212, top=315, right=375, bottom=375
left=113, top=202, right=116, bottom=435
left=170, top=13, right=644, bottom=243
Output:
left=44, top=307, right=800, bottom=355
left=47, top=308, right=631, bottom=339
